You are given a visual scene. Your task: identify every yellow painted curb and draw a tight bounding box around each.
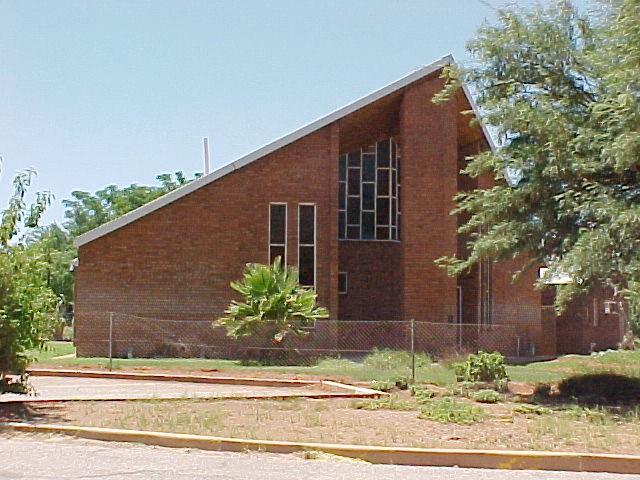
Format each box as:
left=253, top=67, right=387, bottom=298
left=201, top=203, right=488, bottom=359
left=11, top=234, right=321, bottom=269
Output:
left=7, top=422, right=640, bottom=474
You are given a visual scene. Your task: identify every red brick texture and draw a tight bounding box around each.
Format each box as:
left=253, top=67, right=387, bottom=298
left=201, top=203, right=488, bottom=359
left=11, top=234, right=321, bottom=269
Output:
left=75, top=124, right=339, bottom=356
left=399, top=76, right=458, bottom=324
left=338, top=241, right=402, bottom=321
left=555, top=288, right=624, bottom=354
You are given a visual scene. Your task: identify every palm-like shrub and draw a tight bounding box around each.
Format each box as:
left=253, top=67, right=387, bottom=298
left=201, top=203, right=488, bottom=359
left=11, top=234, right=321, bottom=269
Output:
left=218, top=257, right=329, bottom=342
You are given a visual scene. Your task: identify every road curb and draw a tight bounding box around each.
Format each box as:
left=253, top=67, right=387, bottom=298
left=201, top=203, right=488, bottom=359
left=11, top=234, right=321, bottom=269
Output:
left=7, top=422, right=640, bottom=474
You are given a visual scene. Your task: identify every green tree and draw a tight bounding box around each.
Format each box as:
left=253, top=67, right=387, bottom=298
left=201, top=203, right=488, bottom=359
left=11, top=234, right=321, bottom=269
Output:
left=435, top=1, right=640, bottom=319
left=25, top=224, right=75, bottom=303
left=63, top=171, right=198, bottom=237
left=0, top=171, right=58, bottom=381
left=218, top=257, right=329, bottom=342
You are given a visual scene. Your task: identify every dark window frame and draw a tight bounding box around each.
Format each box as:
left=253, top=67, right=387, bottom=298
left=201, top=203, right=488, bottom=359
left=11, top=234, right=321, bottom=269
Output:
left=298, top=203, right=316, bottom=288
left=269, top=203, right=287, bottom=264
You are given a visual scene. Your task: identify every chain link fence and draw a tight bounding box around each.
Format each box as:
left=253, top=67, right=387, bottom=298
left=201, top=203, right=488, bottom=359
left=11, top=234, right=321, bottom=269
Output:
left=75, top=312, right=523, bottom=369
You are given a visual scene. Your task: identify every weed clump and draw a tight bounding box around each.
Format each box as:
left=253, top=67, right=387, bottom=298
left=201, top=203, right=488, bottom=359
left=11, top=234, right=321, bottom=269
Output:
left=512, top=403, right=552, bottom=415
left=410, top=385, right=437, bottom=403
left=468, top=389, right=501, bottom=404
left=352, top=395, right=414, bottom=411
left=370, top=377, right=409, bottom=392
left=453, top=351, right=509, bottom=391
left=418, top=397, right=484, bottom=424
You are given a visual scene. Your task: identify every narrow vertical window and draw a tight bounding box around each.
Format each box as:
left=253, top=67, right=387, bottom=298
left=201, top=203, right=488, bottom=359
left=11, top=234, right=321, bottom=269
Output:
left=338, top=272, right=347, bottom=294
left=269, top=203, right=287, bottom=264
left=298, top=204, right=316, bottom=287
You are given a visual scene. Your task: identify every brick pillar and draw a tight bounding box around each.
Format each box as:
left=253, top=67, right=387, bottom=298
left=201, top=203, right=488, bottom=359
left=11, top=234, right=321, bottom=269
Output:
left=400, top=77, right=458, bottom=323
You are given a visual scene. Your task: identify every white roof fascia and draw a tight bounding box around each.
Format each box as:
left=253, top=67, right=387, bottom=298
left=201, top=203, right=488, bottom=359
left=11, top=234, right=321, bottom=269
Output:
left=460, top=82, right=496, bottom=152
left=74, top=55, right=454, bottom=248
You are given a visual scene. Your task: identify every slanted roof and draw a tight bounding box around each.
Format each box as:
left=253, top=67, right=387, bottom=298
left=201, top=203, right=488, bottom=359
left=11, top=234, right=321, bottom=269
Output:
left=74, top=54, right=491, bottom=248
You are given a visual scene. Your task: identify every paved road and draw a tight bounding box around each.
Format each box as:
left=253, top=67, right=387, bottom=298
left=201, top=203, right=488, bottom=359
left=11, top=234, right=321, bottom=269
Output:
left=1, top=435, right=638, bottom=480
left=0, top=376, right=324, bottom=402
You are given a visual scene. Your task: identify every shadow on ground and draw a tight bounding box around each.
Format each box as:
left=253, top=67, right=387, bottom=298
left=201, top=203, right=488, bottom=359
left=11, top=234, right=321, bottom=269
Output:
left=0, top=403, right=67, bottom=425
left=527, top=373, right=640, bottom=408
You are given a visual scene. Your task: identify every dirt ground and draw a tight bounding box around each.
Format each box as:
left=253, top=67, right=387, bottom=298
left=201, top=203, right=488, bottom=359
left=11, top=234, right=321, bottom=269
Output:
left=3, top=388, right=640, bottom=455
left=3, top=365, right=639, bottom=455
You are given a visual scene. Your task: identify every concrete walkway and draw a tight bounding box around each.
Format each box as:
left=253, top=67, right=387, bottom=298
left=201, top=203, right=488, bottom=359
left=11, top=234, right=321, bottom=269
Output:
left=0, top=375, right=328, bottom=402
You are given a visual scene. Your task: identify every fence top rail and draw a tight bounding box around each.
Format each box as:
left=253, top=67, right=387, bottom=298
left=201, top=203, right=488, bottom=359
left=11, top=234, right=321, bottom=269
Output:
left=106, top=313, right=417, bottom=324
left=103, top=312, right=519, bottom=329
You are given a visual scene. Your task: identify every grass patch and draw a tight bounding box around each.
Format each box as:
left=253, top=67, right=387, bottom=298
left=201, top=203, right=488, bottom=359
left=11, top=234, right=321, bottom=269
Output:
left=26, top=341, right=75, bottom=362
left=29, top=342, right=640, bottom=391
left=30, top=346, right=455, bottom=385
left=507, top=350, right=640, bottom=383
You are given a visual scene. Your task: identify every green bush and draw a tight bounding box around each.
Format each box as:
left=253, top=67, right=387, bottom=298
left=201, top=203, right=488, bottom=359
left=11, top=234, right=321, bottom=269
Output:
left=453, top=351, right=509, bottom=387
left=418, top=397, right=484, bottom=424
left=468, top=389, right=501, bottom=404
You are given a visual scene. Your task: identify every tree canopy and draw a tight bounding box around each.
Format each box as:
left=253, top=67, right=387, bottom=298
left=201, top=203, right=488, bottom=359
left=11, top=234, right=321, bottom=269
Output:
left=436, top=0, right=640, bottom=314
left=63, top=171, right=198, bottom=237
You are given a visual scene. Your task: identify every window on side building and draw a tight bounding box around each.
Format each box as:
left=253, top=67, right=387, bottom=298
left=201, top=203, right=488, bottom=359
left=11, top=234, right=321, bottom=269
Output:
left=269, top=203, right=287, bottom=264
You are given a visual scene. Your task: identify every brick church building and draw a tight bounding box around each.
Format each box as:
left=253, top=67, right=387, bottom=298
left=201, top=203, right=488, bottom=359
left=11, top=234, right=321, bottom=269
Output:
left=73, top=56, right=624, bottom=358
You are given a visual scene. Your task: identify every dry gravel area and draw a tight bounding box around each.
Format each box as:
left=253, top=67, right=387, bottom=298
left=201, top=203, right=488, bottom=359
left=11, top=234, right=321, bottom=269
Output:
left=4, top=392, right=640, bottom=455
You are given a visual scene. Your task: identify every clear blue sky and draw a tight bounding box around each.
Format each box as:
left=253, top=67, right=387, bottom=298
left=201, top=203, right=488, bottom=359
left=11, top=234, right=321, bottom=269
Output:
left=1, top=0, right=593, bottom=226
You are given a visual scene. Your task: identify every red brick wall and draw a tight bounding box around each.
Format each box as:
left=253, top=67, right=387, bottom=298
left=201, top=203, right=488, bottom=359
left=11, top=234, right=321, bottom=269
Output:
left=75, top=125, right=339, bottom=356
left=399, top=76, right=459, bottom=323
left=337, top=241, right=402, bottom=320
left=556, top=289, right=623, bottom=354
left=491, top=261, right=549, bottom=355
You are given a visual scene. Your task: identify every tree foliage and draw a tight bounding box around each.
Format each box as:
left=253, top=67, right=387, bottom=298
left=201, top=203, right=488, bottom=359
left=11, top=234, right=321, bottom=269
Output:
left=24, top=224, right=76, bottom=303
left=436, top=0, right=640, bottom=314
left=63, top=171, right=198, bottom=237
left=218, top=257, right=329, bottom=342
left=0, top=171, right=58, bottom=377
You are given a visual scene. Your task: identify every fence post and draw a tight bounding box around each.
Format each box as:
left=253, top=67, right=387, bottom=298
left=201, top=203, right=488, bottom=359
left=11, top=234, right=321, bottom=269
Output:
left=108, top=312, right=113, bottom=372
left=410, top=318, right=415, bottom=384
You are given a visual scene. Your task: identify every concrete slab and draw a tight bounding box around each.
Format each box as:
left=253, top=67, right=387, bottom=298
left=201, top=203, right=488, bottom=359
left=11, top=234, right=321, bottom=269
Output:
left=0, top=375, right=327, bottom=402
